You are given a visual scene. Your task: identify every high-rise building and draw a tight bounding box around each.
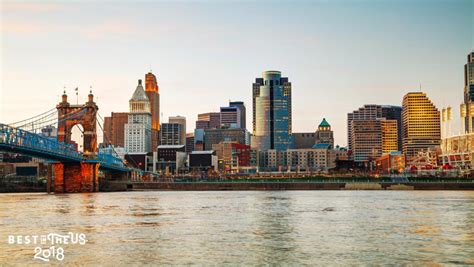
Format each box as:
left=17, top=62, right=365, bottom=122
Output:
left=381, top=119, right=399, bottom=154
left=144, top=72, right=160, bottom=149
left=125, top=80, right=152, bottom=154
left=204, top=128, right=247, bottom=150
left=348, top=105, right=402, bottom=153
left=381, top=106, right=403, bottom=151
left=463, top=52, right=474, bottom=133
left=220, top=106, right=241, bottom=128
left=229, top=101, right=246, bottom=130
left=168, top=116, right=186, bottom=146
left=350, top=118, right=398, bottom=162
left=103, top=112, right=128, bottom=147
left=351, top=120, right=382, bottom=162
left=315, top=118, right=334, bottom=148
left=252, top=70, right=292, bottom=151
left=186, top=133, right=194, bottom=153
left=160, top=123, right=185, bottom=146
left=402, top=92, right=441, bottom=163
left=196, top=112, right=221, bottom=130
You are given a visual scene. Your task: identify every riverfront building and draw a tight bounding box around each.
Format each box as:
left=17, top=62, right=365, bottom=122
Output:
left=124, top=80, right=152, bottom=154
left=252, top=70, right=293, bottom=151
left=402, top=92, right=441, bottom=164
left=258, top=145, right=335, bottom=172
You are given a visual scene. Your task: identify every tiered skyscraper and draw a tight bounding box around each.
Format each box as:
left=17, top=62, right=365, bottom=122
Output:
left=252, top=71, right=292, bottom=151
left=145, top=72, right=160, bottom=150
left=125, top=80, right=152, bottom=154
left=402, top=92, right=441, bottom=163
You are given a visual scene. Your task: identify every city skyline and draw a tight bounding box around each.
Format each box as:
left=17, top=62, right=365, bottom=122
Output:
left=1, top=1, right=473, bottom=147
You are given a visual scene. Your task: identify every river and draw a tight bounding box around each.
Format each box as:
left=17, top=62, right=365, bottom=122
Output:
left=1, top=191, right=473, bottom=265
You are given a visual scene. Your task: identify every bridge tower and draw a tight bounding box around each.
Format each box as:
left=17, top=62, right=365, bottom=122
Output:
left=53, top=91, right=100, bottom=193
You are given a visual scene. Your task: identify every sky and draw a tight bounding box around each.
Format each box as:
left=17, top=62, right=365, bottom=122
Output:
left=1, top=0, right=473, bottom=146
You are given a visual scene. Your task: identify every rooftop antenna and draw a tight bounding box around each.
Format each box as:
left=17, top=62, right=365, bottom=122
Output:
left=75, top=87, right=79, bottom=104
left=419, top=83, right=422, bottom=92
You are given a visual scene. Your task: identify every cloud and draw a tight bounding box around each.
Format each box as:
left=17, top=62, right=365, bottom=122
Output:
left=80, top=20, right=142, bottom=40
left=1, top=20, right=47, bottom=34
left=2, top=2, right=64, bottom=13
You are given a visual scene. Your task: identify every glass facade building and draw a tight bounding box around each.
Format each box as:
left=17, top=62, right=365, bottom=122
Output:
left=252, top=71, right=293, bottom=151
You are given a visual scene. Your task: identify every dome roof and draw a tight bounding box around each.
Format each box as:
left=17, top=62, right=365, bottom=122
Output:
left=319, top=118, right=330, bottom=127
left=130, top=79, right=149, bottom=102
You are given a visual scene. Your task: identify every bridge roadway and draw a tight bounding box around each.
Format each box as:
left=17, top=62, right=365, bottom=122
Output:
left=0, top=123, right=129, bottom=172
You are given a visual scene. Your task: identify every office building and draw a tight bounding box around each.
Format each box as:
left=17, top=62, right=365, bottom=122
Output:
left=462, top=52, right=474, bottom=133
left=160, top=122, right=185, bottom=146
left=402, top=92, right=441, bottom=164
left=169, top=116, right=186, bottom=146
left=204, top=128, right=246, bottom=150
left=144, top=71, right=160, bottom=149
left=315, top=118, right=334, bottom=148
left=220, top=106, right=241, bottom=128
left=252, top=70, right=292, bottom=151
left=293, top=132, right=317, bottom=149
left=124, top=80, right=152, bottom=154
left=196, top=112, right=221, bottom=130
left=103, top=112, right=128, bottom=147
left=229, top=101, right=246, bottom=130
left=381, top=106, right=403, bottom=151
left=348, top=105, right=402, bottom=153
left=350, top=118, right=398, bottom=162
left=186, top=133, right=194, bottom=153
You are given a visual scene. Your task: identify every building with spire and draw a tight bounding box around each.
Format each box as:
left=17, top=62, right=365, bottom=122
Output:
left=145, top=71, right=160, bottom=150
left=125, top=79, right=152, bottom=154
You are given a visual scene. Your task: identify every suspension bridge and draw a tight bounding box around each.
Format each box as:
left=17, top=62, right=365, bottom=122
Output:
left=0, top=91, right=137, bottom=193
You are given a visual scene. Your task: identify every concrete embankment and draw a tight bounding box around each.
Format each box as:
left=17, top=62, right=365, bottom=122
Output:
left=120, top=182, right=474, bottom=191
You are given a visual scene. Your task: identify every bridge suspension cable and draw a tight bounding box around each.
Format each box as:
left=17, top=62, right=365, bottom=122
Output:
left=7, top=108, right=57, bottom=128
left=13, top=106, right=87, bottom=133
left=96, top=113, right=128, bottom=167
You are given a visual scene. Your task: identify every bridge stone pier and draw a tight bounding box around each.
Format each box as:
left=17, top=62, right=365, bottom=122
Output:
left=54, top=91, right=100, bottom=193
left=52, top=162, right=100, bottom=193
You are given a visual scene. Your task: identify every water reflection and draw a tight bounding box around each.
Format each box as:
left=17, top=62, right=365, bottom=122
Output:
left=0, top=191, right=473, bottom=265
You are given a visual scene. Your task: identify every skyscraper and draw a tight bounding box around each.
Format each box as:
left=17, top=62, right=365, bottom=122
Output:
left=252, top=70, right=292, bottom=151
left=220, top=106, right=240, bottom=128
left=229, top=101, right=246, bottom=130
left=168, top=116, right=186, bottom=146
left=402, top=92, right=441, bottom=163
left=381, top=106, right=403, bottom=151
left=125, top=80, right=152, bottom=154
left=463, top=52, right=474, bottom=133
left=144, top=72, right=160, bottom=149
left=348, top=105, right=402, bottom=152
left=196, top=112, right=221, bottom=130
left=160, top=123, right=185, bottom=146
